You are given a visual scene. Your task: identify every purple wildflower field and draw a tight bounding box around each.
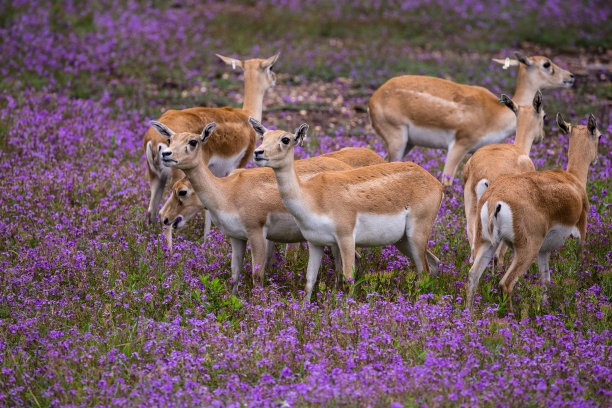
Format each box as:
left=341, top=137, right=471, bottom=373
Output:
left=0, top=0, right=611, bottom=406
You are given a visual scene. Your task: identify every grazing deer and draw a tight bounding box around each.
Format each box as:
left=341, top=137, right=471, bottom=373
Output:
left=462, top=91, right=545, bottom=265
left=160, top=148, right=384, bottom=253
left=466, top=113, right=601, bottom=309
left=150, top=121, right=384, bottom=293
left=144, top=53, right=279, bottom=224
left=250, top=117, right=443, bottom=302
left=368, top=53, right=574, bottom=185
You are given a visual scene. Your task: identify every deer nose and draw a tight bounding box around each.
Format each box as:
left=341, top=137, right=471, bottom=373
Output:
left=163, top=217, right=170, bottom=225
left=254, top=150, right=264, bottom=159
left=162, top=151, right=172, bottom=158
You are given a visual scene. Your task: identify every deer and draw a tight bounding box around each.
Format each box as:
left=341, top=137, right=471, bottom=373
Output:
left=462, top=91, right=545, bottom=266
left=144, top=53, right=279, bottom=226
left=466, top=113, right=601, bottom=310
left=150, top=121, right=385, bottom=293
left=368, top=52, right=574, bottom=186
left=160, top=148, right=385, bottom=253
left=250, top=117, right=443, bottom=302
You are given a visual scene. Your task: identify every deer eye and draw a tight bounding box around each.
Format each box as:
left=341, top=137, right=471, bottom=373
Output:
left=189, top=140, right=198, bottom=147
left=281, top=137, right=290, bottom=145
left=178, top=190, right=188, bottom=197
left=543, top=61, right=551, bottom=69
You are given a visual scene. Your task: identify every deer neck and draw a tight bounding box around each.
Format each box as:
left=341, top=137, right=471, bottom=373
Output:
left=566, top=146, right=591, bottom=189
left=242, top=80, right=267, bottom=122
left=513, top=117, right=535, bottom=154
left=512, top=66, right=539, bottom=106
left=271, top=157, right=309, bottom=220
left=182, top=161, right=228, bottom=211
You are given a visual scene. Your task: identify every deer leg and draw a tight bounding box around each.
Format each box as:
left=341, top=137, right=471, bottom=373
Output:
left=442, top=140, right=470, bottom=187
left=494, top=242, right=508, bottom=267
left=203, top=209, right=212, bottom=238
left=499, top=240, right=542, bottom=310
left=165, top=227, right=174, bottom=254
left=337, top=236, right=356, bottom=282
left=380, top=124, right=408, bottom=162
left=230, top=238, right=247, bottom=295
left=466, top=241, right=499, bottom=309
left=464, top=187, right=477, bottom=263
left=263, top=239, right=276, bottom=270
left=537, top=251, right=551, bottom=303
left=330, top=246, right=362, bottom=289
left=426, top=250, right=440, bottom=276
left=330, top=245, right=343, bottom=289
left=147, top=172, right=168, bottom=224
left=304, top=243, right=324, bottom=302
left=249, top=230, right=268, bottom=287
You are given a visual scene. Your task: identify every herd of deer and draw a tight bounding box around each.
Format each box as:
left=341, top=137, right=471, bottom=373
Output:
left=143, top=52, right=601, bottom=309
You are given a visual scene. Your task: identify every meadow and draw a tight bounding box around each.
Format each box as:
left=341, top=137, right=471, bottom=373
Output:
left=0, top=0, right=611, bottom=406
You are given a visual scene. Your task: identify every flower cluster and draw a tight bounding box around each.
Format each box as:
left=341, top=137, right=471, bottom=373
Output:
left=0, top=1, right=610, bottom=406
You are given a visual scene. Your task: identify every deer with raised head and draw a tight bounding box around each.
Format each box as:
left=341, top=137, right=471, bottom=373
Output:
left=160, top=148, right=384, bottom=253
left=462, top=91, right=545, bottom=265
left=144, top=53, right=279, bottom=225
left=150, top=121, right=384, bottom=292
left=368, top=53, right=574, bottom=185
left=250, top=117, right=443, bottom=302
left=466, top=113, right=601, bottom=310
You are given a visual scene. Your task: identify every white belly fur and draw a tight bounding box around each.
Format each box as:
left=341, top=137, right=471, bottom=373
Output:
left=540, top=225, right=580, bottom=253
left=469, top=128, right=514, bottom=152
left=405, top=119, right=455, bottom=149
left=209, top=209, right=247, bottom=240
left=265, top=212, right=304, bottom=243
left=207, top=147, right=247, bottom=177
left=283, top=198, right=338, bottom=245
left=354, top=211, right=409, bottom=246
left=284, top=196, right=410, bottom=247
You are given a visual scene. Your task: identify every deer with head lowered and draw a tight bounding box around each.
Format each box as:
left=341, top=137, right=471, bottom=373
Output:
left=144, top=53, right=279, bottom=226
left=462, top=90, right=545, bottom=266
left=466, top=113, right=601, bottom=310
left=250, top=117, right=443, bottom=302
left=368, top=53, right=573, bottom=185
left=150, top=121, right=385, bottom=292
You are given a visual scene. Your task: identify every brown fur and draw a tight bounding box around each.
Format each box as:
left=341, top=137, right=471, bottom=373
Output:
left=369, top=55, right=573, bottom=185
left=462, top=92, right=545, bottom=264
left=156, top=122, right=386, bottom=292
left=299, top=162, right=440, bottom=216
left=254, top=124, right=442, bottom=301
left=318, top=147, right=385, bottom=167
left=466, top=117, right=601, bottom=309
left=160, top=148, right=384, bottom=229
left=144, top=54, right=278, bottom=224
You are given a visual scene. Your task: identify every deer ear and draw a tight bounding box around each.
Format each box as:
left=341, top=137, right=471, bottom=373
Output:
left=499, top=94, right=518, bottom=114
left=201, top=122, right=216, bottom=143
left=150, top=121, right=175, bottom=139
left=492, top=57, right=519, bottom=68
left=248, top=117, right=268, bottom=136
left=294, top=123, right=309, bottom=146
left=556, top=113, right=570, bottom=134
left=533, top=90, right=543, bottom=114
left=216, top=53, right=244, bottom=70
left=261, top=53, right=280, bottom=69
left=587, top=113, right=598, bottom=136
left=514, top=52, right=533, bottom=67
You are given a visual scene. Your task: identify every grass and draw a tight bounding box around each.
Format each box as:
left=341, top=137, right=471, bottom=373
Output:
left=0, top=1, right=610, bottom=406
